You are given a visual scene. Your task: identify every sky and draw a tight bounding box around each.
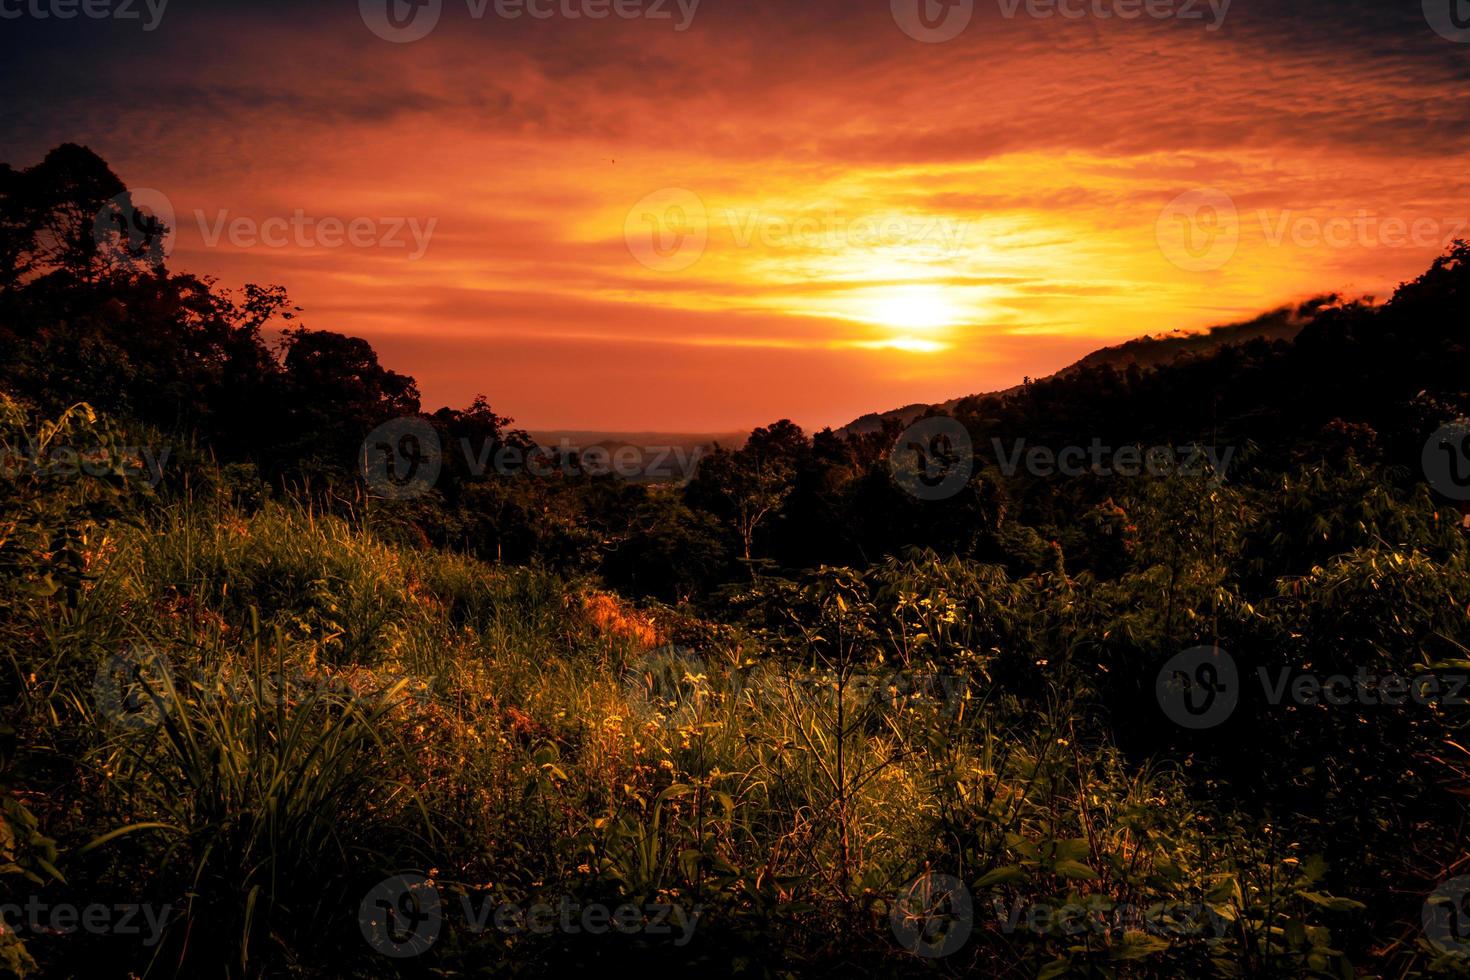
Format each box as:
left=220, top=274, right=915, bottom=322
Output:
left=4, top=0, right=1470, bottom=430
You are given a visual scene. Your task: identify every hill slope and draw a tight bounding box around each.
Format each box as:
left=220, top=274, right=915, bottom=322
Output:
left=840, top=295, right=1340, bottom=435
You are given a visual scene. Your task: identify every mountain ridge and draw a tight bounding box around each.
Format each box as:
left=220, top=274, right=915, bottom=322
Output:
left=839, top=295, right=1346, bottom=435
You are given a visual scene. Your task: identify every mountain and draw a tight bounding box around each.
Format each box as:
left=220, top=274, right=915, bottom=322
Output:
left=839, top=295, right=1344, bottom=435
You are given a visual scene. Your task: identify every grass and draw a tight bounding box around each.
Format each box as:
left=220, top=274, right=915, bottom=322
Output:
left=2, top=425, right=1459, bottom=976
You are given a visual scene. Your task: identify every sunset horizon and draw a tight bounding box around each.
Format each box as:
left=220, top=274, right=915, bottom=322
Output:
left=9, top=0, right=1468, bottom=430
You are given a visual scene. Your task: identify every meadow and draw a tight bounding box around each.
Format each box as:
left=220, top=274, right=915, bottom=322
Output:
left=4, top=389, right=1469, bottom=977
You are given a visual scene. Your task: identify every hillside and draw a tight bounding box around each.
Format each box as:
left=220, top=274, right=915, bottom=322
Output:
left=840, top=296, right=1338, bottom=435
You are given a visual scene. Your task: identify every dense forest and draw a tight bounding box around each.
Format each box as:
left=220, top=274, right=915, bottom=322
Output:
left=3, top=144, right=1470, bottom=977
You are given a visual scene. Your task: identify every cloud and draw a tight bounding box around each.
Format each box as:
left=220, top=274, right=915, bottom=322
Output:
left=4, top=0, right=1467, bottom=428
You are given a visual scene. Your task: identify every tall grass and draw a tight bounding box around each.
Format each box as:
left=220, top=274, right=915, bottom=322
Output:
left=2, top=470, right=1413, bottom=977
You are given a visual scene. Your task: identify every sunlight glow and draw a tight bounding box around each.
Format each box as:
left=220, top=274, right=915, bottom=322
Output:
left=864, top=285, right=959, bottom=332
left=857, top=336, right=948, bottom=353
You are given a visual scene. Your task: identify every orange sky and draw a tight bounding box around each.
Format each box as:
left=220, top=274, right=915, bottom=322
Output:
left=8, top=0, right=1470, bottom=429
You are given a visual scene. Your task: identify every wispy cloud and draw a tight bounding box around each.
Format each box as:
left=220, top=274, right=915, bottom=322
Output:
left=4, top=0, right=1466, bottom=427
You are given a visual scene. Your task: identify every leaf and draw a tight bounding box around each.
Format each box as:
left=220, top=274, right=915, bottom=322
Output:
left=1110, top=931, right=1171, bottom=960
left=1206, top=875, right=1242, bottom=906
left=1036, top=958, right=1072, bottom=980
left=79, top=822, right=183, bottom=854
left=1298, top=891, right=1365, bottom=912
left=1053, top=860, right=1099, bottom=881
left=1208, top=902, right=1238, bottom=923
left=713, top=791, right=735, bottom=818
left=1052, top=839, right=1091, bottom=863
left=975, top=866, right=1028, bottom=888
left=656, top=783, right=694, bottom=806
left=1301, top=854, right=1328, bottom=883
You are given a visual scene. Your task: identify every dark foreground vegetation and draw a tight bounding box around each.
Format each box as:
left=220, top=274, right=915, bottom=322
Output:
left=2, top=145, right=1469, bottom=977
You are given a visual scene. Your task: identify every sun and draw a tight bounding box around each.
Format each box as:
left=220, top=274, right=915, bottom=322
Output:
left=865, top=285, right=958, bottom=332
left=792, top=278, right=968, bottom=352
